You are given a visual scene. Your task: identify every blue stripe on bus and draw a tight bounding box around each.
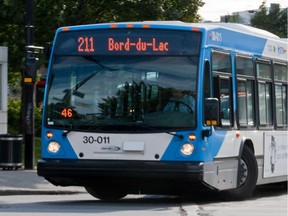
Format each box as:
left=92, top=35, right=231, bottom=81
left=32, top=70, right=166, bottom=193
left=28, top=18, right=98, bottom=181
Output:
left=161, top=130, right=227, bottom=162
left=206, top=29, right=267, bottom=55
left=41, top=129, right=78, bottom=159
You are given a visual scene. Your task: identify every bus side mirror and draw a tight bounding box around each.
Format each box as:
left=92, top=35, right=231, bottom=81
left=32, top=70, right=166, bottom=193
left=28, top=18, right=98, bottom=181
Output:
left=203, top=98, right=220, bottom=138
left=204, top=98, right=220, bottom=127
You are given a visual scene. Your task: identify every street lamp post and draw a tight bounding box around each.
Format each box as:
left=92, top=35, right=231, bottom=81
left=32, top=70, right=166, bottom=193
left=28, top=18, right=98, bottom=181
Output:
left=23, top=0, right=35, bottom=169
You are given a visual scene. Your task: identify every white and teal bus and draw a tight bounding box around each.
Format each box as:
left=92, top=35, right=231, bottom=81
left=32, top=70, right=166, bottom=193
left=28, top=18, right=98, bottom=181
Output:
left=37, top=21, right=287, bottom=200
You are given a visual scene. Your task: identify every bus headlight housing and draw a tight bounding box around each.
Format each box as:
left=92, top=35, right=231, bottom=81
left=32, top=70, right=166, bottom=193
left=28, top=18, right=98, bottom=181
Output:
left=181, top=143, right=194, bottom=156
left=48, top=141, right=60, bottom=153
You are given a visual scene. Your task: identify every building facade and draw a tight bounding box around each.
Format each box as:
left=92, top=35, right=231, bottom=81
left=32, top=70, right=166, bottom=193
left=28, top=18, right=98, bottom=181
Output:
left=220, top=3, right=286, bottom=26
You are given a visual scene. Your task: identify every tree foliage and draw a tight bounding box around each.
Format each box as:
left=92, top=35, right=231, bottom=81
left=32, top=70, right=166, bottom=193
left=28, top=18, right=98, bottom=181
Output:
left=1, top=0, right=204, bottom=74
left=0, top=0, right=25, bottom=73
left=251, top=2, right=287, bottom=38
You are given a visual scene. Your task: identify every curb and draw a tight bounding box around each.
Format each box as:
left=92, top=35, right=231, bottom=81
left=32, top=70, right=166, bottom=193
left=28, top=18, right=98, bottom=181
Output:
left=0, top=188, right=85, bottom=196
left=0, top=169, right=86, bottom=196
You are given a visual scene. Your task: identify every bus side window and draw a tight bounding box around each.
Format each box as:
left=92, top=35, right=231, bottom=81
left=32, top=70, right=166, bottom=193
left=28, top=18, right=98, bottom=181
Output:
left=236, top=55, right=255, bottom=127
left=256, top=60, right=273, bottom=126
left=211, top=50, right=233, bottom=127
left=274, top=63, right=288, bottom=128
left=237, top=80, right=255, bottom=127
left=203, top=60, right=211, bottom=98
left=213, top=77, right=233, bottom=126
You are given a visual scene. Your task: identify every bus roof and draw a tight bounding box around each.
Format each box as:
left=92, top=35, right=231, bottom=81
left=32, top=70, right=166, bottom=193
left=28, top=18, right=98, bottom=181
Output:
left=61, top=21, right=280, bottom=39
left=145, top=21, right=280, bottom=39
left=58, top=21, right=287, bottom=62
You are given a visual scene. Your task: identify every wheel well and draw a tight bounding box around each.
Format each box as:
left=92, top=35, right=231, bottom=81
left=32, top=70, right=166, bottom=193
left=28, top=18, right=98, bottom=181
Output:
left=243, top=139, right=255, bottom=155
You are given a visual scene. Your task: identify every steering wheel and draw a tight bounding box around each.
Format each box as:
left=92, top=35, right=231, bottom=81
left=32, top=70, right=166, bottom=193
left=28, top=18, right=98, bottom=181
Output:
left=165, top=100, right=193, bottom=113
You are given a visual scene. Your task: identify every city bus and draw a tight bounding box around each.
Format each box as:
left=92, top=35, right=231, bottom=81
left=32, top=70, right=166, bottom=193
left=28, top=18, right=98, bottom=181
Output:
left=37, top=21, right=288, bottom=201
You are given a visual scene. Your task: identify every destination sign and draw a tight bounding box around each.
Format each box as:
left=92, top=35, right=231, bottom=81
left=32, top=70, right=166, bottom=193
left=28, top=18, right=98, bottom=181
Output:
left=107, top=37, right=169, bottom=52
left=54, top=29, right=201, bottom=56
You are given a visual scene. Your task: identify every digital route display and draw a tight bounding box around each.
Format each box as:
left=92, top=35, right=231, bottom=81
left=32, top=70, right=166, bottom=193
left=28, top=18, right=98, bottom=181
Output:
left=54, top=28, right=201, bottom=56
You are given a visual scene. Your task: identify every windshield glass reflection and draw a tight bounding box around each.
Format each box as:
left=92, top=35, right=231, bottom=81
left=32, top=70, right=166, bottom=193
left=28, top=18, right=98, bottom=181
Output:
left=46, top=56, right=198, bottom=132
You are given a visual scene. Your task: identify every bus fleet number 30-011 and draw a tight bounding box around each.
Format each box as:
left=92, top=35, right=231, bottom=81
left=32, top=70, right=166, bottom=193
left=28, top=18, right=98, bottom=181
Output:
left=83, top=136, right=110, bottom=144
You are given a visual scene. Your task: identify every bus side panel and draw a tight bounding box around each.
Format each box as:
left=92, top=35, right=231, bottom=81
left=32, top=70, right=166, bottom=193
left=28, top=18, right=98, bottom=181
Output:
left=263, top=131, right=287, bottom=178
left=202, top=130, right=240, bottom=190
left=214, top=131, right=242, bottom=158
left=214, top=130, right=288, bottom=186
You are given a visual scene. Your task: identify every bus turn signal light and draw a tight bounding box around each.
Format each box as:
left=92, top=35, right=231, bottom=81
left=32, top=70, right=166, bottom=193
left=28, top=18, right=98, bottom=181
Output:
left=188, top=134, right=196, bottom=141
left=205, top=120, right=218, bottom=126
left=46, top=132, right=53, bottom=139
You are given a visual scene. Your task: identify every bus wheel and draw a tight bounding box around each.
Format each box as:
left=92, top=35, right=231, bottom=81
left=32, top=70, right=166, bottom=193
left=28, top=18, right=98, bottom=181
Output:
left=84, top=186, right=128, bottom=201
left=222, top=145, right=258, bottom=201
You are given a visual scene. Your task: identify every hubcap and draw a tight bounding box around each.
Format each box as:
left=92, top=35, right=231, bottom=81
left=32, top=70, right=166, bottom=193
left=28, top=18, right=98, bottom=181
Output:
left=239, top=159, right=248, bottom=186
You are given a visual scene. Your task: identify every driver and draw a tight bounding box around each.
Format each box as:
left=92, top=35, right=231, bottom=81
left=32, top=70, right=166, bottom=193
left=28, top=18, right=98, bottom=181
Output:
left=163, top=89, right=195, bottom=113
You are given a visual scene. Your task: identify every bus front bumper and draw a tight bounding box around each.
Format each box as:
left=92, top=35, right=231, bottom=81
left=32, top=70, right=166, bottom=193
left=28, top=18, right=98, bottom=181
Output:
left=37, top=159, right=206, bottom=193
left=38, top=157, right=240, bottom=192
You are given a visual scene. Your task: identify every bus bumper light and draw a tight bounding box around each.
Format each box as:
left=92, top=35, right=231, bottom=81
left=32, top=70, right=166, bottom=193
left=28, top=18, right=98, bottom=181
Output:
left=48, top=141, right=60, bottom=153
left=181, top=143, right=194, bottom=156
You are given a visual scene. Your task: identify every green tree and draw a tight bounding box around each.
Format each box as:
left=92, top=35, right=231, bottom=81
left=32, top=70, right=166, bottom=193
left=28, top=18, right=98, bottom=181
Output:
left=251, top=1, right=287, bottom=38
left=1, top=0, right=204, bottom=74
left=0, top=0, right=25, bottom=73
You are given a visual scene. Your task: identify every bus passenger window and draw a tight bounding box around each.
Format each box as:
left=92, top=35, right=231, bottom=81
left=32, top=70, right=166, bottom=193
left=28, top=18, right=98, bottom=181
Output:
left=275, top=85, right=285, bottom=126
left=256, top=61, right=273, bottom=126
left=236, top=55, right=255, bottom=127
left=274, top=63, right=288, bottom=127
left=203, top=61, right=211, bottom=98
left=219, top=78, right=232, bottom=126
left=237, top=80, right=255, bottom=126
left=212, top=50, right=233, bottom=127
left=258, top=82, right=272, bottom=125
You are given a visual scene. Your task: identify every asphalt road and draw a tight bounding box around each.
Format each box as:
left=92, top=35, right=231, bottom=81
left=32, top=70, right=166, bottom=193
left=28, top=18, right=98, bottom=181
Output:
left=0, top=183, right=287, bottom=216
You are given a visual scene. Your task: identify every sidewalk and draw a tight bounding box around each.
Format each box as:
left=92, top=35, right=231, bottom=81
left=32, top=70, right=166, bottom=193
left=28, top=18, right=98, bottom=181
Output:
left=0, top=169, right=85, bottom=195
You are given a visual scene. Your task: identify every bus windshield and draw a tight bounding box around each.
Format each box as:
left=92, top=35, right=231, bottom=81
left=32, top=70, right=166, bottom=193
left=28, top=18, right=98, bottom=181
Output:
left=45, top=29, right=200, bottom=132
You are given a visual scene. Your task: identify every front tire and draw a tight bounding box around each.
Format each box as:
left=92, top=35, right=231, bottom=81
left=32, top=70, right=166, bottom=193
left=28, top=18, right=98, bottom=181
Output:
left=222, top=145, right=258, bottom=201
left=85, top=186, right=128, bottom=201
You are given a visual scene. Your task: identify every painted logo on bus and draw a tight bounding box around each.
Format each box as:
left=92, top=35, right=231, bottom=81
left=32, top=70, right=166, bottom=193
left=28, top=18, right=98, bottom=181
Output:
left=209, top=31, right=223, bottom=42
left=266, top=44, right=287, bottom=55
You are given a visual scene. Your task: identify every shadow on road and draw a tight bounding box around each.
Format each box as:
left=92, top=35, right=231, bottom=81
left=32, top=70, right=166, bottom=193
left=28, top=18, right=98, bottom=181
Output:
left=0, top=182, right=286, bottom=215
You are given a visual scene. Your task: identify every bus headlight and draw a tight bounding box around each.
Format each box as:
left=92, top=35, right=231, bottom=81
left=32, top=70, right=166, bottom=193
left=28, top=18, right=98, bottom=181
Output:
left=181, top=143, right=194, bottom=156
left=48, top=141, right=60, bottom=153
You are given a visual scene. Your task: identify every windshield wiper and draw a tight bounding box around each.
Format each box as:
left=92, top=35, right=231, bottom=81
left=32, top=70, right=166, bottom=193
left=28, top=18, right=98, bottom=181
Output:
left=62, top=58, right=119, bottom=101
left=62, top=113, right=110, bottom=137
left=62, top=129, right=71, bottom=137
left=62, top=122, right=74, bottom=137
left=135, top=122, right=184, bottom=139
left=62, top=121, right=183, bottom=139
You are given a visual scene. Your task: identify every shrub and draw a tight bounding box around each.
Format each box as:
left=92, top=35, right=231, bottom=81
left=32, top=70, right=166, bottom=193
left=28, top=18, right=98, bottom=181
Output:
left=8, top=99, right=42, bottom=136
left=8, top=99, right=21, bottom=134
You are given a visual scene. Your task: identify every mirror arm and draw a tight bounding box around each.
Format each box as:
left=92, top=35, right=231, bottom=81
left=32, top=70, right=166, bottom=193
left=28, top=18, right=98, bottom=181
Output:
left=202, top=128, right=212, bottom=138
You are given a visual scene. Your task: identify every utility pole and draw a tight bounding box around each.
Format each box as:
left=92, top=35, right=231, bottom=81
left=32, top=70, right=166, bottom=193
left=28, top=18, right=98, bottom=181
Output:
left=23, top=0, right=35, bottom=169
